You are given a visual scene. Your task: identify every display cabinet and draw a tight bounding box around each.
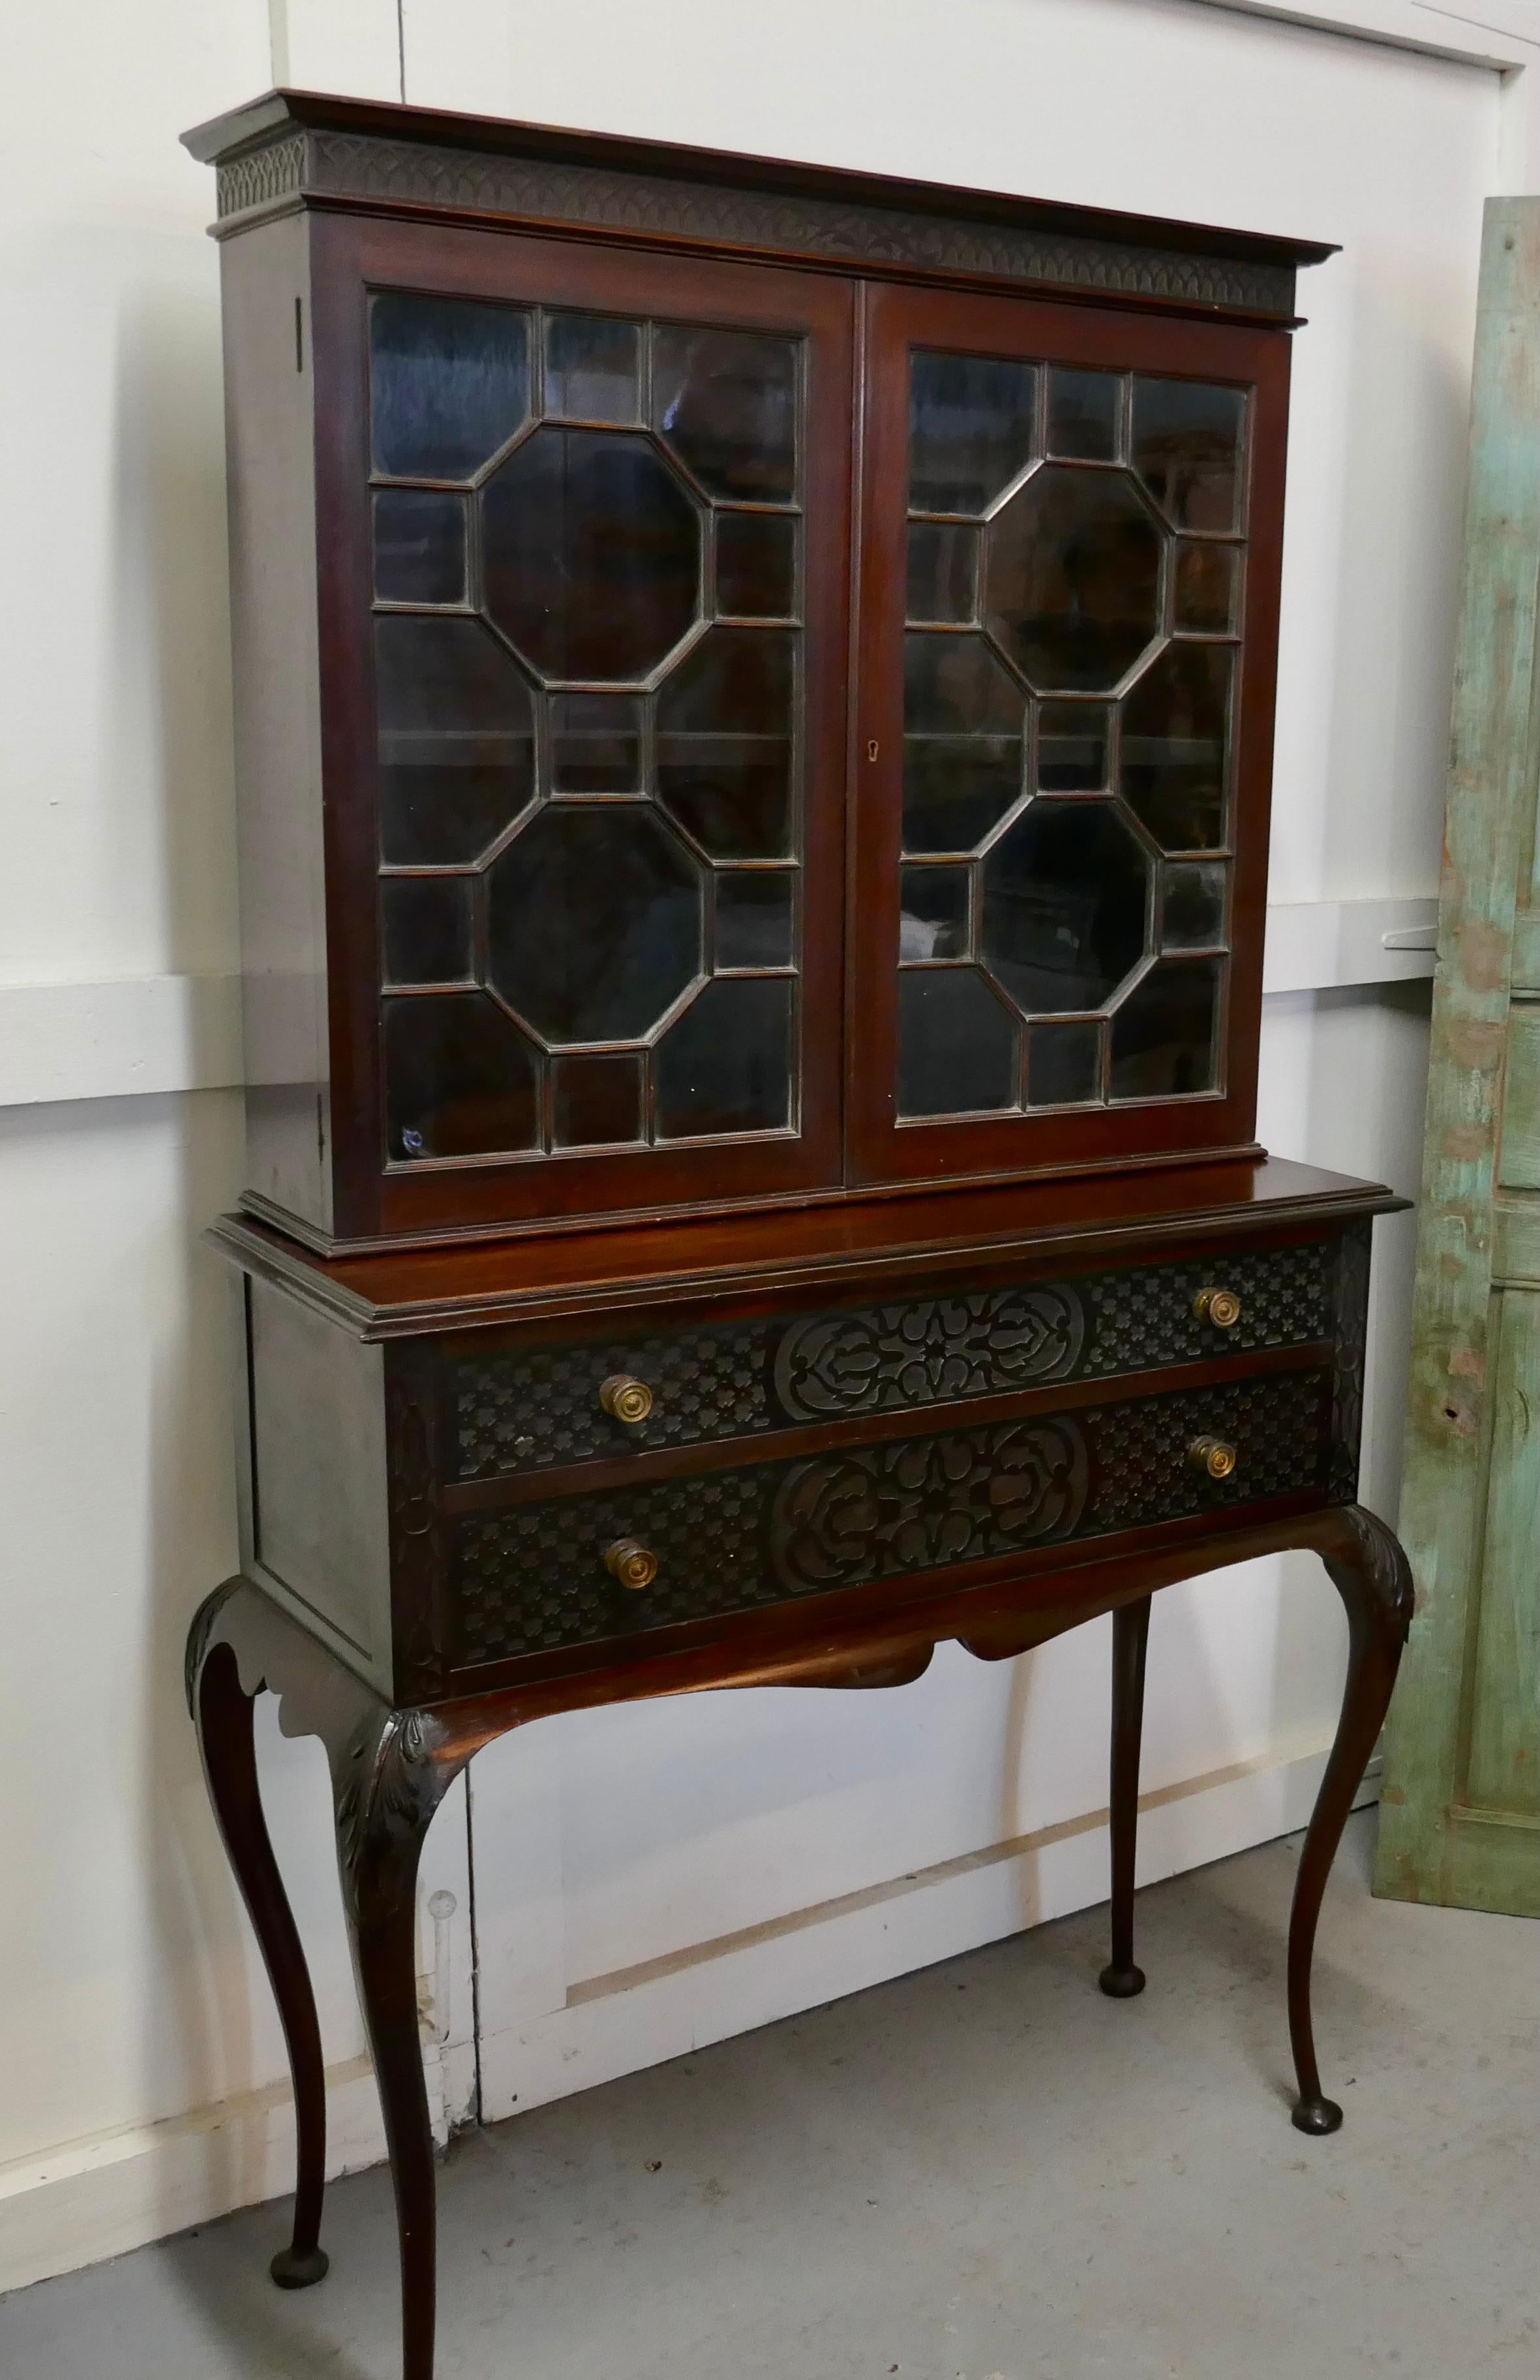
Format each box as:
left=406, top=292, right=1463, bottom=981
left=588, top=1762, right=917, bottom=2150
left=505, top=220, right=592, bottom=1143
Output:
left=182, top=90, right=1412, bottom=2380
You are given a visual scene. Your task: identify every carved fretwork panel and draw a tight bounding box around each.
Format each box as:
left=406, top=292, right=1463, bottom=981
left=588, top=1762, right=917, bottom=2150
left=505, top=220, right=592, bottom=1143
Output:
left=450, top=1367, right=1333, bottom=1667
left=449, top=1235, right=1336, bottom=1480
left=1328, top=1219, right=1372, bottom=1504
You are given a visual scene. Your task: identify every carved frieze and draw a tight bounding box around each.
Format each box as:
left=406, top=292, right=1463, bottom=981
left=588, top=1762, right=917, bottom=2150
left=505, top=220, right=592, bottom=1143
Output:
left=212, top=127, right=1297, bottom=320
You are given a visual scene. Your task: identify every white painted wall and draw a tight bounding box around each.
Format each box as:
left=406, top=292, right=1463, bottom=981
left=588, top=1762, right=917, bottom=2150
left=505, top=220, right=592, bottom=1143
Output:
left=0, top=0, right=1530, bottom=2293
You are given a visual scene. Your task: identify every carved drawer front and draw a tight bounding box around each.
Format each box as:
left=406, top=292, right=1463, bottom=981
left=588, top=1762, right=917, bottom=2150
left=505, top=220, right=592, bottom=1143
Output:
left=449, top=1234, right=1350, bottom=1483
left=449, top=1366, right=1335, bottom=1671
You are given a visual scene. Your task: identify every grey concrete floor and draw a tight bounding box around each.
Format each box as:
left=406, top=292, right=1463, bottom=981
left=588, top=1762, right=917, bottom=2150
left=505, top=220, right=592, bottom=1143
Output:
left=3, top=1810, right=1535, bottom=2379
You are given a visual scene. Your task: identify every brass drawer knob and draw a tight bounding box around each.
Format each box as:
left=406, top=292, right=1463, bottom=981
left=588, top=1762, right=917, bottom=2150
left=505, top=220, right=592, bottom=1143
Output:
left=1193, top=1286, right=1242, bottom=1330
left=599, top=1373, right=654, bottom=1426
left=605, top=1538, right=658, bottom=1591
left=1188, top=1434, right=1238, bottom=1481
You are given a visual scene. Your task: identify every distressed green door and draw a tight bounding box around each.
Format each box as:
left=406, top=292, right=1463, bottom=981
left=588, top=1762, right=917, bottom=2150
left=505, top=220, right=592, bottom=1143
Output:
left=1376, top=199, right=1540, bottom=1918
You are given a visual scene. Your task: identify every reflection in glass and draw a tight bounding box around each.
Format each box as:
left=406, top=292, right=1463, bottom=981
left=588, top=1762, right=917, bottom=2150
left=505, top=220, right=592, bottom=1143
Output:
left=906, top=521, right=978, bottom=624
left=716, top=872, right=794, bottom=968
left=1046, top=369, right=1121, bottom=461
left=381, top=876, right=474, bottom=986
left=899, top=863, right=971, bottom=961
left=1027, top=1018, right=1103, bottom=1106
left=657, top=629, right=796, bottom=859
left=1161, top=861, right=1228, bottom=951
left=1121, top=644, right=1233, bottom=851
left=655, top=977, right=791, bottom=1136
left=1173, top=540, right=1240, bottom=633
left=373, top=489, right=466, bottom=605
left=898, top=968, right=1017, bottom=1117
left=909, top=352, right=1036, bottom=515
left=1037, top=701, right=1109, bottom=791
left=487, top=806, right=701, bottom=1043
left=551, top=691, right=643, bottom=795
left=384, top=992, right=539, bottom=1158
left=375, top=615, right=535, bottom=865
left=370, top=294, right=528, bottom=480
left=982, top=800, right=1149, bottom=1013
left=1108, top=956, right=1221, bottom=1099
left=482, top=427, right=699, bottom=683
left=544, top=313, right=641, bottom=423
left=1133, top=378, right=1246, bottom=532
left=986, top=464, right=1162, bottom=692
left=716, top=512, right=797, bottom=618
left=552, top=1050, right=644, bottom=1146
left=654, top=326, right=798, bottom=502
left=902, top=631, right=1024, bottom=855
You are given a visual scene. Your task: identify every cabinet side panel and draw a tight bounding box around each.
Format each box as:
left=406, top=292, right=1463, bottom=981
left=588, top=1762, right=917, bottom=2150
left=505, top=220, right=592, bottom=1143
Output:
left=221, top=215, right=331, bottom=1234
left=247, top=1276, right=391, bottom=1692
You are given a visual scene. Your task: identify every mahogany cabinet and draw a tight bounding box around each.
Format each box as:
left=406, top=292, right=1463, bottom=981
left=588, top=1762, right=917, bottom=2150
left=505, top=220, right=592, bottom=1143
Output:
left=181, top=88, right=1412, bottom=2380
left=196, top=89, right=1314, bottom=1251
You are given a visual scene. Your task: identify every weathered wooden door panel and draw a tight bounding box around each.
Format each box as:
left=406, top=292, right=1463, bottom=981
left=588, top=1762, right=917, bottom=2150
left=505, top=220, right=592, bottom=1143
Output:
left=1376, top=197, right=1540, bottom=1918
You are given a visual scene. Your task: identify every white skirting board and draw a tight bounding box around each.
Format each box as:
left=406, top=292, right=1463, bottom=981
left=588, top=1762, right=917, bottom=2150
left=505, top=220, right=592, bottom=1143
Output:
left=0, top=2040, right=473, bottom=2301
left=0, top=1743, right=1378, bottom=2298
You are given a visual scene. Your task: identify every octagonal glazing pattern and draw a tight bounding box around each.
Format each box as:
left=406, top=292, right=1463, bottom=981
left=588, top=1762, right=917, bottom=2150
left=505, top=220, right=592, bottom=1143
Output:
left=985, top=465, right=1162, bottom=693
left=897, top=352, right=1247, bottom=1121
left=481, top=428, right=701, bottom=683
left=370, top=295, right=806, bottom=1161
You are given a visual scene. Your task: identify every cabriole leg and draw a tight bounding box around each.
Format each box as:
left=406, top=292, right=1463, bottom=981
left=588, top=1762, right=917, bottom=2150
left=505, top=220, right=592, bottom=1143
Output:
left=190, top=1628, right=329, bottom=2289
left=1100, top=1593, right=1152, bottom=2000
left=330, top=1706, right=463, bottom=2380
left=1289, top=1506, right=1413, bottom=2134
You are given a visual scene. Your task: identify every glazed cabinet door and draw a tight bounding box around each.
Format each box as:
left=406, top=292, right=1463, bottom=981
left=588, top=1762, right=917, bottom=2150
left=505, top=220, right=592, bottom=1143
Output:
left=309, top=216, right=853, bottom=1240
left=847, top=282, right=1290, bottom=1189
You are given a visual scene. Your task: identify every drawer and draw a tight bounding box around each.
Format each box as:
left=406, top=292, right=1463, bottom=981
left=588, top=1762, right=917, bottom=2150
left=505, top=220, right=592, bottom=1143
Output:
left=449, top=1364, right=1335, bottom=1673
left=449, top=1233, right=1353, bottom=1484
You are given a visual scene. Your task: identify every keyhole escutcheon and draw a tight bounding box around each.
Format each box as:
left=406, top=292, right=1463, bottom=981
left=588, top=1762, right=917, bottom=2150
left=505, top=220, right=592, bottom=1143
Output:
left=866, top=739, right=879, bottom=761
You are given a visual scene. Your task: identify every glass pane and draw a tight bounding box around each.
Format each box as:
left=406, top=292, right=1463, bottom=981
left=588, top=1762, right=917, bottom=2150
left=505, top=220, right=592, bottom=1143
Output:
left=982, top=799, right=1150, bottom=1015
left=908, top=352, right=1036, bottom=514
left=1108, top=956, right=1222, bottom=1099
left=370, top=294, right=528, bottom=481
left=1027, top=1018, right=1103, bottom=1106
left=657, top=628, right=796, bottom=859
left=716, top=872, right=794, bottom=968
left=1121, top=645, right=1233, bottom=851
left=716, top=513, right=797, bottom=618
left=1161, top=861, right=1228, bottom=951
left=902, top=631, right=1024, bottom=855
left=986, top=464, right=1163, bottom=692
left=653, top=326, right=798, bottom=502
left=655, top=977, right=792, bottom=1136
left=1037, top=701, right=1109, bottom=791
left=1133, top=379, right=1246, bottom=532
left=899, top=864, right=971, bottom=961
left=482, top=427, right=700, bottom=683
left=381, top=876, right=474, bottom=986
left=487, top=806, right=701, bottom=1045
left=552, top=1050, right=644, bottom=1146
left=373, top=489, right=466, bottom=605
left=897, top=968, right=1017, bottom=1117
left=375, top=615, right=535, bottom=865
left=906, top=522, right=978, bottom=624
left=1046, top=369, right=1121, bottom=462
left=384, top=992, right=539, bottom=1158
left=551, top=692, right=643, bottom=796
left=1173, top=540, right=1240, bottom=633
left=543, top=313, right=641, bottom=423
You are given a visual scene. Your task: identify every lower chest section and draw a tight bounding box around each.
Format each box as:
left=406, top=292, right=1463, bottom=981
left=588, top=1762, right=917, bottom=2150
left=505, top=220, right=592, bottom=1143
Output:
left=239, top=1220, right=1371, bottom=1700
